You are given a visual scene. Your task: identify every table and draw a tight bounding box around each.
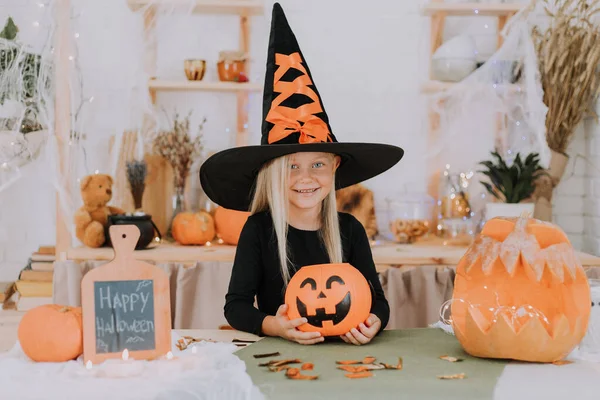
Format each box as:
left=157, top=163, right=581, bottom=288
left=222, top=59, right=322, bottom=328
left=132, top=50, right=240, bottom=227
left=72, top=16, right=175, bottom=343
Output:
left=52, top=243, right=600, bottom=330
left=185, top=328, right=600, bottom=400
left=2, top=326, right=600, bottom=399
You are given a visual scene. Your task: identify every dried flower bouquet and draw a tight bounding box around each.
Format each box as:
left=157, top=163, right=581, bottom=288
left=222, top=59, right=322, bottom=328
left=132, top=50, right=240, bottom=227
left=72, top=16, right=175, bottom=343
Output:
left=152, top=112, right=205, bottom=193
left=531, top=0, right=600, bottom=220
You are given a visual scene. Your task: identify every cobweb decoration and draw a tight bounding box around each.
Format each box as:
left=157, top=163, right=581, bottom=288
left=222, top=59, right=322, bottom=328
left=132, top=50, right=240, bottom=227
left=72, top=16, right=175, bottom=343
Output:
left=39, top=0, right=156, bottom=243
left=0, top=4, right=55, bottom=193
left=427, top=1, right=551, bottom=180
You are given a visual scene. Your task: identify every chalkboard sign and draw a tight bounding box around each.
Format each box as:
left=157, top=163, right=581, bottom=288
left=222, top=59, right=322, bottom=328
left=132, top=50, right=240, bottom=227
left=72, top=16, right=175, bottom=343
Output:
left=94, top=279, right=156, bottom=353
left=81, top=225, right=171, bottom=364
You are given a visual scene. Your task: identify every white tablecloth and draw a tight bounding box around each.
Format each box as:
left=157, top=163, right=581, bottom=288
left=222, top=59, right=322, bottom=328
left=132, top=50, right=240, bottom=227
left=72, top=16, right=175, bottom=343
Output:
left=495, top=354, right=600, bottom=399
left=0, top=331, right=264, bottom=400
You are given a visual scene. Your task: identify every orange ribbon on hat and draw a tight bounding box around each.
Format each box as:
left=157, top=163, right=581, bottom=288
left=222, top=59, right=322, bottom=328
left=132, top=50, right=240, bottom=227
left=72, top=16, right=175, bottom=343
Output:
left=265, top=52, right=333, bottom=144
left=266, top=110, right=331, bottom=144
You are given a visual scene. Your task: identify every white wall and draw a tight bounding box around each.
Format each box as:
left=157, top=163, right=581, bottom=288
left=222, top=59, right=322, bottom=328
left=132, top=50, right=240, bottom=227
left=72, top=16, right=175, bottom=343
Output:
left=584, top=105, right=600, bottom=255
left=0, top=0, right=597, bottom=281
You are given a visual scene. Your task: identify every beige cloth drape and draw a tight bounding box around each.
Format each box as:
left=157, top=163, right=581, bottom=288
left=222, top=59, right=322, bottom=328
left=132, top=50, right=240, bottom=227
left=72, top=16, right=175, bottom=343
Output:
left=52, top=261, right=456, bottom=330
left=379, top=265, right=455, bottom=329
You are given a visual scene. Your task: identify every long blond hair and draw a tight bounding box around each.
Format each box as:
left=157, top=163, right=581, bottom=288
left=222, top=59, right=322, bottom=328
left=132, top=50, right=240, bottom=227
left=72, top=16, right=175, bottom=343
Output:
left=250, top=154, right=343, bottom=285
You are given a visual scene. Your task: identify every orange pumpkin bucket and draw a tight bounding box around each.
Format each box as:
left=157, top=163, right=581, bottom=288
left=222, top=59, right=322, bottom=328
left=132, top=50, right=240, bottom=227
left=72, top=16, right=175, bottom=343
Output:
left=450, top=216, right=591, bottom=363
left=284, top=263, right=372, bottom=337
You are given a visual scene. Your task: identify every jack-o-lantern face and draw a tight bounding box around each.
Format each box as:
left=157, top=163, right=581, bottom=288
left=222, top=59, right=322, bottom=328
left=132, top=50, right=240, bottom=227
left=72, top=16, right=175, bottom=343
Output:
left=451, top=216, right=591, bottom=363
left=285, top=263, right=372, bottom=337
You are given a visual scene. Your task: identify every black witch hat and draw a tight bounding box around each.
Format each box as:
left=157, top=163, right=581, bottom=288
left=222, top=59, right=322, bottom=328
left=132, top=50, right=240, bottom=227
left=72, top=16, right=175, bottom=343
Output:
left=199, top=3, right=404, bottom=211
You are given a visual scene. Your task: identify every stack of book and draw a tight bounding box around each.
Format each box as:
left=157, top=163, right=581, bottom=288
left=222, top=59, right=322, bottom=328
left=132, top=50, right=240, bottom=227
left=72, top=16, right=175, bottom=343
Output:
left=0, top=282, right=16, bottom=309
left=12, top=245, right=55, bottom=311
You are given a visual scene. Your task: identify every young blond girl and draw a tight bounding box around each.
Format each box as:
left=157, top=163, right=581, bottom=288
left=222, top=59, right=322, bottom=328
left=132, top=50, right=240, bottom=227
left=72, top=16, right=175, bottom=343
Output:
left=199, top=3, right=404, bottom=345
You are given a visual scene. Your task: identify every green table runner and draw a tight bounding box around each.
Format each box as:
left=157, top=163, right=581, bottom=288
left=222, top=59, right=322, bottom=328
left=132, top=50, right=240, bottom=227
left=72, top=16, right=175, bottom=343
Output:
left=235, top=328, right=508, bottom=400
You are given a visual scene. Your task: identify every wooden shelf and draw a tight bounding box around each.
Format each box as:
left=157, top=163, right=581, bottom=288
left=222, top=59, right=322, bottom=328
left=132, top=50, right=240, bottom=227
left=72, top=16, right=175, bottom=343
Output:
left=421, top=80, right=455, bottom=93
left=127, top=0, right=264, bottom=15
left=422, top=2, right=522, bottom=16
left=421, top=80, right=523, bottom=93
left=149, top=79, right=263, bottom=92
left=66, top=242, right=468, bottom=265
left=65, top=241, right=600, bottom=266
left=67, top=242, right=237, bottom=263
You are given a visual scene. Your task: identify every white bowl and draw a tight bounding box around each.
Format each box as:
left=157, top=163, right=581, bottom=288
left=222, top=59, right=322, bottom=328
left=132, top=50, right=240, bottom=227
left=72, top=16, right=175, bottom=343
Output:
left=433, top=34, right=477, bottom=60
left=431, top=58, right=477, bottom=82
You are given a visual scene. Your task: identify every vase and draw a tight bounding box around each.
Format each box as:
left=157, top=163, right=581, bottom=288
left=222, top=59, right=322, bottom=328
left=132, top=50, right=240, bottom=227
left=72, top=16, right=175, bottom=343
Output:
left=485, top=202, right=535, bottom=221
left=167, top=187, right=186, bottom=238
left=533, top=149, right=569, bottom=221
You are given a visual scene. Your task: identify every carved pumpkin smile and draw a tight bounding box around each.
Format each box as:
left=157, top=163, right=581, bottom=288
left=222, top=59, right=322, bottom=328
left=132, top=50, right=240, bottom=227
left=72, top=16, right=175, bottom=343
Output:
left=295, top=275, right=351, bottom=327
left=285, top=263, right=372, bottom=336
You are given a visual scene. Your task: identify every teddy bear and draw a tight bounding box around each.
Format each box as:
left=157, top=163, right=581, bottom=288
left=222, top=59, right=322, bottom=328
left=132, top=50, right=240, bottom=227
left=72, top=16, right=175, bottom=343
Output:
left=74, top=174, right=125, bottom=248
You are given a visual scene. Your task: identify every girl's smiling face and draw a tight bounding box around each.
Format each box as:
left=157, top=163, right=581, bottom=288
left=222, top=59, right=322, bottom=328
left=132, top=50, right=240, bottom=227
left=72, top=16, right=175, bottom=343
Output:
left=288, top=152, right=340, bottom=213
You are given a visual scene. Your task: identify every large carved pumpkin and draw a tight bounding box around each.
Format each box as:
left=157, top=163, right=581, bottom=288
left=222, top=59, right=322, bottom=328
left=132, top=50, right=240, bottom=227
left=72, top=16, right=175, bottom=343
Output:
left=172, top=211, right=215, bottom=245
left=18, top=304, right=83, bottom=362
left=213, top=207, right=250, bottom=245
left=284, top=263, right=372, bottom=336
left=451, top=216, right=591, bottom=363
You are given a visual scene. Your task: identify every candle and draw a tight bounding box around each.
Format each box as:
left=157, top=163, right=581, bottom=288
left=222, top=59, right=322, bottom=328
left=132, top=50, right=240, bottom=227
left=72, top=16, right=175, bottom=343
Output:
left=73, top=359, right=96, bottom=378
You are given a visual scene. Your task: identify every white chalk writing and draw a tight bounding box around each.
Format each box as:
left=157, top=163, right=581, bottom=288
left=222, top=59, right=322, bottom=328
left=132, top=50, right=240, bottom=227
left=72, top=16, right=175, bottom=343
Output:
left=96, top=339, right=109, bottom=353
left=136, top=280, right=152, bottom=292
left=95, top=316, right=155, bottom=338
left=97, top=286, right=150, bottom=313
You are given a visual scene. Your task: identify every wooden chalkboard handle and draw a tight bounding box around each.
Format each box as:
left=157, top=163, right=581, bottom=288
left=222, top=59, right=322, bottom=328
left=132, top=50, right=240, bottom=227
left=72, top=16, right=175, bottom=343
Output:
left=109, top=225, right=140, bottom=264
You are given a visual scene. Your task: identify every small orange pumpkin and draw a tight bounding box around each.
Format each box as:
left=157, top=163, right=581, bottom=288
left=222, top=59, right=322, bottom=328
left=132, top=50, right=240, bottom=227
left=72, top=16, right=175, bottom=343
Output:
left=451, top=216, right=591, bottom=363
left=284, top=263, right=372, bottom=336
left=172, top=211, right=216, bottom=245
left=213, top=207, right=250, bottom=245
left=18, top=304, right=83, bottom=362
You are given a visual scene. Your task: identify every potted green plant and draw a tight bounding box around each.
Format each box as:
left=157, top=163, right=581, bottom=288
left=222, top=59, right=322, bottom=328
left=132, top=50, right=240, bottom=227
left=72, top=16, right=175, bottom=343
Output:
left=478, top=151, right=545, bottom=220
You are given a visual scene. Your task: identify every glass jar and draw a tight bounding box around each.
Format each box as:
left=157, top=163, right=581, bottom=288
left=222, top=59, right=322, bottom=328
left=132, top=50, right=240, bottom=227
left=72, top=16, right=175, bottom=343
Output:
left=437, top=168, right=476, bottom=241
left=386, top=193, right=434, bottom=244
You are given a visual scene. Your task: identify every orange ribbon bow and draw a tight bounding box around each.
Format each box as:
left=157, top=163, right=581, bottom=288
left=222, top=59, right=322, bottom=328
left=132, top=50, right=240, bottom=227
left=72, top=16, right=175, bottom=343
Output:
left=266, top=110, right=332, bottom=144
left=265, top=52, right=332, bottom=144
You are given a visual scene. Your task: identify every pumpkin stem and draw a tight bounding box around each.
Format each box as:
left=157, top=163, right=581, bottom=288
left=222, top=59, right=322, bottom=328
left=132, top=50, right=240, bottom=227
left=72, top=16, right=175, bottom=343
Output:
left=514, top=216, right=529, bottom=232
left=59, top=306, right=70, bottom=313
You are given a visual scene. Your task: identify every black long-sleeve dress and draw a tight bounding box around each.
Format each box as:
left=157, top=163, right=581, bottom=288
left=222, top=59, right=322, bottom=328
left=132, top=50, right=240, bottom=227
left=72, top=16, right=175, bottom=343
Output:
left=223, top=210, right=390, bottom=336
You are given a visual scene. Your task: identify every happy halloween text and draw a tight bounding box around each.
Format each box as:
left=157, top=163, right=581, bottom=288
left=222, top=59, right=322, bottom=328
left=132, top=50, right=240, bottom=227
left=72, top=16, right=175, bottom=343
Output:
left=95, top=285, right=154, bottom=337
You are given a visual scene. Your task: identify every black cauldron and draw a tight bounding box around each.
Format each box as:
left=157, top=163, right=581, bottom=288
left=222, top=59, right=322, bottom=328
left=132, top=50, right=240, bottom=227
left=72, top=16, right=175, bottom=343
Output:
left=105, top=213, right=161, bottom=250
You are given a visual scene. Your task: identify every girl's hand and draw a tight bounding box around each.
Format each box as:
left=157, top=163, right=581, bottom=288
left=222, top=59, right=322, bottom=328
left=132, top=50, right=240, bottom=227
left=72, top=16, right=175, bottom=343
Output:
left=266, top=304, right=325, bottom=345
left=340, top=314, right=381, bottom=345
